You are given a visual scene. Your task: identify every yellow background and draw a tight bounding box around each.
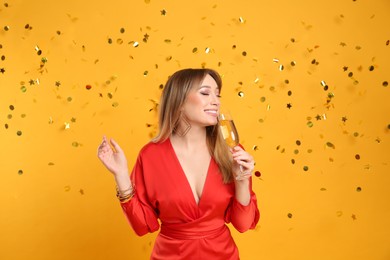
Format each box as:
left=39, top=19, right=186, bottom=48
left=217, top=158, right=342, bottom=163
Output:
left=1, top=0, right=389, bottom=259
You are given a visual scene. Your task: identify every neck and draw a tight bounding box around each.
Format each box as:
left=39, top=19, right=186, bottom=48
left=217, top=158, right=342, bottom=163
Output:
left=171, top=126, right=207, bottom=150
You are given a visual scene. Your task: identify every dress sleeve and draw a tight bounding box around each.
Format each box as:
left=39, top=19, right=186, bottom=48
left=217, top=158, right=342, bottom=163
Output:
left=120, top=153, right=160, bottom=236
left=224, top=177, right=260, bottom=233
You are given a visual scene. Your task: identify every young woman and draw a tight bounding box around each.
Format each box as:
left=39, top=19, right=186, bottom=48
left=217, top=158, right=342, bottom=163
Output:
left=97, top=68, right=260, bottom=259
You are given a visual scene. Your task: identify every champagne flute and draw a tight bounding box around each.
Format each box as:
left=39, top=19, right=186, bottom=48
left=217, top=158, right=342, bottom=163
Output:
left=218, top=110, right=245, bottom=180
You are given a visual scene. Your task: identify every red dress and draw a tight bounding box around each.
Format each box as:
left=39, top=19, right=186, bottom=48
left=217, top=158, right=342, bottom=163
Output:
left=121, top=139, right=260, bottom=260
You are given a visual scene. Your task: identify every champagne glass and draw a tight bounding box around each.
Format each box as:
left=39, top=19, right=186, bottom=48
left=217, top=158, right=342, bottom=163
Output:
left=219, top=110, right=239, bottom=148
left=218, top=110, right=244, bottom=180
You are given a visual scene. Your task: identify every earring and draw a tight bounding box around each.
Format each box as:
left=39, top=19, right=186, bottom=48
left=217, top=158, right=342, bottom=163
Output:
left=174, top=113, right=191, bottom=137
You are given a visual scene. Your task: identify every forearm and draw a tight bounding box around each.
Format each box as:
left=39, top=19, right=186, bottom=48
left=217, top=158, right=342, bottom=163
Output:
left=114, top=171, right=133, bottom=195
left=234, top=179, right=250, bottom=206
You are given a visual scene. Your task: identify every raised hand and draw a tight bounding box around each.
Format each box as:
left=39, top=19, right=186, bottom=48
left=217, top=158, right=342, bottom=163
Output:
left=231, top=146, right=254, bottom=181
left=97, top=136, right=128, bottom=176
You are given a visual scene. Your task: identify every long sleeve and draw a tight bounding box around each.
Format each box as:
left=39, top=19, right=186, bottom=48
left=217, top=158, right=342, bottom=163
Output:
left=120, top=153, right=160, bottom=236
left=224, top=177, right=260, bottom=233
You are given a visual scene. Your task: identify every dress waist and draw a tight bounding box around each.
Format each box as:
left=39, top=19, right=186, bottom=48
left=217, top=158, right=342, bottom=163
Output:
left=160, top=224, right=227, bottom=240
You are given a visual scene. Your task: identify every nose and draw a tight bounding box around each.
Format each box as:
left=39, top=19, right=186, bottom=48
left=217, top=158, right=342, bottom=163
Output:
left=211, top=93, right=220, bottom=106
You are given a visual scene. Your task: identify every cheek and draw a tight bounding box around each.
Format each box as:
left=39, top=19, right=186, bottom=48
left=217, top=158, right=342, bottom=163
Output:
left=186, top=94, right=203, bottom=107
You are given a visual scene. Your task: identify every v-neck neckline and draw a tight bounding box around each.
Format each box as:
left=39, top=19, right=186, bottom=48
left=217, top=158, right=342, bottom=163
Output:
left=167, top=138, right=212, bottom=207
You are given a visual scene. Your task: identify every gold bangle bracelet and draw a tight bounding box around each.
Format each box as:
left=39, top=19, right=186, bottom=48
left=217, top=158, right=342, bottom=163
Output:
left=116, top=184, right=135, bottom=202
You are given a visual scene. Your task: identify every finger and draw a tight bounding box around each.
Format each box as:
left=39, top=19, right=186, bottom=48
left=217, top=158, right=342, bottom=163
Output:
left=110, top=138, right=123, bottom=153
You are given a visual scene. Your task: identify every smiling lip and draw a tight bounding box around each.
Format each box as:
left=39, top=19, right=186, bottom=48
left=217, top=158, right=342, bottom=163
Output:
left=204, top=109, right=218, bottom=117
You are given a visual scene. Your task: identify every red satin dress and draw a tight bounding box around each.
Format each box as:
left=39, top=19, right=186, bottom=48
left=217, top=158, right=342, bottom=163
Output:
left=120, top=139, right=260, bottom=260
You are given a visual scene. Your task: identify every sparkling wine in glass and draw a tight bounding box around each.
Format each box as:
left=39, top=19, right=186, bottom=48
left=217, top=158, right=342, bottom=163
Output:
left=219, top=111, right=239, bottom=148
left=219, top=110, right=244, bottom=179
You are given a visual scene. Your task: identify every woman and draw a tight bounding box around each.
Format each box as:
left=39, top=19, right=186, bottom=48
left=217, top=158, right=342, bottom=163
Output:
left=97, top=68, right=260, bottom=259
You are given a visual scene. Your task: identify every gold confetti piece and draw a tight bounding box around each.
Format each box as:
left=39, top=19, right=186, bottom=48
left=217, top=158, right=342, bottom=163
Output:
left=48, top=117, right=54, bottom=124
left=320, top=188, right=327, bottom=191
left=4, top=25, right=10, bottom=31
left=290, top=61, right=296, bottom=66
left=303, top=166, right=309, bottom=171
left=79, top=189, right=84, bottom=195
left=326, top=142, right=335, bottom=149
left=352, top=214, right=357, bottom=220
left=72, top=142, right=80, bottom=147
left=64, top=186, right=71, bottom=192
left=120, top=28, right=125, bottom=33
left=242, top=51, right=247, bottom=56
left=291, top=159, right=295, bottom=164
left=239, top=17, right=245, bottom=23
left=107, top=92, right=113, bottom=99
left=287, top=213, right=293, bottom=218
left=143, top=71, right=149, bottom=76
left=16, top=130, right=22, bottom=136
left=320, top=80, right=326, bottom=87
left=307, top=121, right=313, bottom=127
left=279, top=65, right=284, bottom=71
left=160, top=9, right=167, bottom=15
left=108, top=38, right=113, bottom=44
left=356, top=187, right=362, bottom=192
left=296, top=140, right=301, bottom=146
left=355, top=154, right=360, bottom=160
left=144, top=0, right=150, bottom=3
left=383, top=81, right=388, bottom=87
left=164, top=39, right=171, bottom=43
left=67, top=97, right=72, bottom=102
left=48, top=162, right=55, bottom=166
left=294, top=149, right=299, bottom=154
left=254, top=77, right=260, bottom=83
left=112, top=102, right=119, bottom=107
left=18, top=170, right=23, bottom=175
left=238, top=91, right=244, bottom=97
left=64, top=122, right=70, bottom=129
left=368, top=65, right=375, bottom=71
left=205, top=47, right=211, bottom=53
left=260, top=97, right=266, bottom=102
left=287, top=103, right=292, bottom=109
left=116, top=38, right=123, bottom=44
left=336, top=211, right=343, bottom=217
left=192, top=47, right=198, bottom=53
left=272, top=58, right=279, bottom=63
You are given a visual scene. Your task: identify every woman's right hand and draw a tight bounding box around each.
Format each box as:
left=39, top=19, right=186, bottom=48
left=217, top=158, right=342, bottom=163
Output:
left=97, top=136, right=128, bottom=176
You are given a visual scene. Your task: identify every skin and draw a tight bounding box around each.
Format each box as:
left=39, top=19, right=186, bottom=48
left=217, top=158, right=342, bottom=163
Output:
left=97, top=74, right=255, bottom=206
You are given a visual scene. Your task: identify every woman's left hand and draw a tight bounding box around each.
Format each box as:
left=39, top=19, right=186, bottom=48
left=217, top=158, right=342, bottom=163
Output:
left=231, top=146, right=255, bottom=181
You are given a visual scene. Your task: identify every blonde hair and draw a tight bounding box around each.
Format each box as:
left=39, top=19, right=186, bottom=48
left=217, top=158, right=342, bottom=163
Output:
left=153, top=68, right=233, bottom=183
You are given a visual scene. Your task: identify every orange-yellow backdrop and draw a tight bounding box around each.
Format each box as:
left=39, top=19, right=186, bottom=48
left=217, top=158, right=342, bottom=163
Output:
left=1, top=0, right=389, bottom=259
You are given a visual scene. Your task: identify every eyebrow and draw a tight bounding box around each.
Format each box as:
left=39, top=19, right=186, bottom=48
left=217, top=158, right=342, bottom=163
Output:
left=198, top=85, right=220, bottom=91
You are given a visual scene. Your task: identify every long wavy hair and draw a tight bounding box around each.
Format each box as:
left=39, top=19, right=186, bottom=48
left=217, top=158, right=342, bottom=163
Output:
left=152, top=68, right=233, bottom=183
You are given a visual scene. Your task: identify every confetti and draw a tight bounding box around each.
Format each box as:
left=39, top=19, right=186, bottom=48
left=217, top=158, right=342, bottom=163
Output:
left=18, top=170, right=23, bottom=175
left=254, top=171, right=261, bottom=177
left=85, top=84, right=92, bottom=90
left=238, top=91, right=244, bottom=97
left=355, top=154, right=360, bottom=160
left=303, top=166, right=309, bottom=171
left=287, top=213, right=293, bottom=218
left=356, top=187, right=362, bottom=192
left=383, top=81, right=388, bottom=87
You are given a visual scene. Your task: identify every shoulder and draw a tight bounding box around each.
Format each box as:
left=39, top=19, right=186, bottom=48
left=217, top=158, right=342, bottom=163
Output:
left=139, top=139, right=170, bottom=157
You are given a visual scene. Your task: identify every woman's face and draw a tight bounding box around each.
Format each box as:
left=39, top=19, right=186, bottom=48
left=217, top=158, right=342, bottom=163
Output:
left=181, top=74, right=221, bottom=127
